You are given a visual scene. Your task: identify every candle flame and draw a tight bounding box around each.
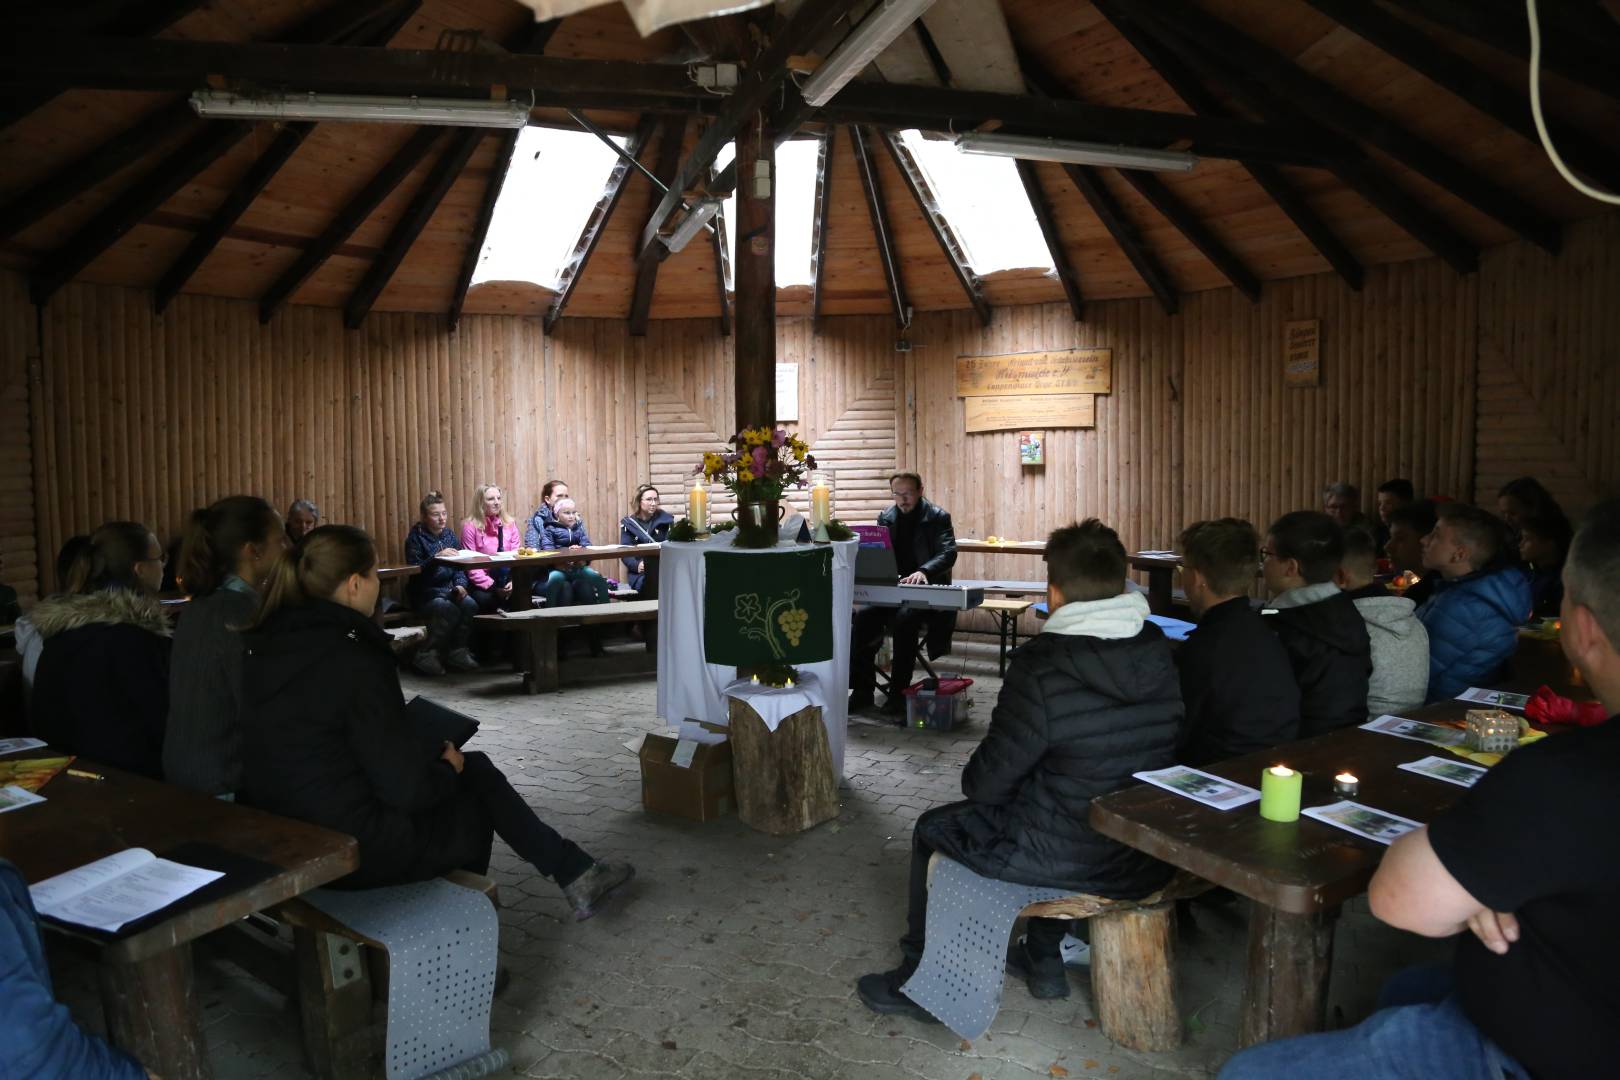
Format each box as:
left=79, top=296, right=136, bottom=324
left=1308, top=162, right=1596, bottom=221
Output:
left=1335, top=772, right=1358, bottom=784
left=1269, top=765, right=1294, bottom=777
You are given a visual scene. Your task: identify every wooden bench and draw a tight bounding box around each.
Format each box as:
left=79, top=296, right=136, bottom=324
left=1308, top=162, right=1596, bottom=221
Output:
left=978, top=597, right=1034, bottom=675
left=273, top=870, right=499, bottom=1080
left=1018, top=870, right=1211, bottom=1052
left=476, top=600, right=658, bottom=693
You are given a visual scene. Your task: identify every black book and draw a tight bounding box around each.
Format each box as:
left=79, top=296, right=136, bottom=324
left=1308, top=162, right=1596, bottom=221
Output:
left=406, top=696, right=480, bottom=748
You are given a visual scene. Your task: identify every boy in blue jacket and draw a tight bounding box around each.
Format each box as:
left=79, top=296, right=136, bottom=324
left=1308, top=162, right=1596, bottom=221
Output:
left=403, top=490, right=480, bottom=676
left=1417, top=503, right=1532, bottom=701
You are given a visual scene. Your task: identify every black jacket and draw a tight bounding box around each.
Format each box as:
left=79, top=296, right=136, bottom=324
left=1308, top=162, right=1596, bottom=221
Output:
left=925, top=625, right=1182, bottom=897
left=239, top=600, right=463, bottom=888
left=1177, top=598, right=1301, bottom=766
left=403, top=523, right=469, bottom=605
left=29, top=589, right=171, bottom=779
left=878, top=499, right=959, bottom=657
left=1265, top=589, right=1373, bottom=737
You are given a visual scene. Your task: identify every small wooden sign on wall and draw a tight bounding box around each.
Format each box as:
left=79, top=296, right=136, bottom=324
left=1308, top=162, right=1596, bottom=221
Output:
left=964, top=394, right=1095, bottom=433
left=956, top=348, right=1111, bottom=433
left=1284, top=320, right=1321, bottom=387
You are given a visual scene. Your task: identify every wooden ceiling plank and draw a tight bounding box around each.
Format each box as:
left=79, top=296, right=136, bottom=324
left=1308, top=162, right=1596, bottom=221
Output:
left=629, top=117, right=690, bottom=336
left=635, top=0, right=866, bottom=261
left=1062, top=164, right=1177, bottom=316
left=259, top=127, right=445, bottom=323
left=344, top=127, right=485, bottom=329
left=1126, top=0, right=1561, bottom=254
left=849, top=125, right=909, bottom=329
left=153, top=1, right=424, bottom=315
left=1093, top=0, right=1366, bottom=290
left=810, top=129, right=834, bottom=330
left=1398, top=0, right=1620, bottom=103
left=545, top=114, right=660, bottom=333
left=1304, top=0, right=1620, bottom=194
left=876, top=129, right=991, bottom=327
left=1015, top=160, right=1084, bottom=322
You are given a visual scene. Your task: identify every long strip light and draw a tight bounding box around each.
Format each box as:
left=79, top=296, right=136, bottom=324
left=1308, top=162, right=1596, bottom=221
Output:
left=662, top=199, right=723, bottom=253
left=954, top=132, right=1198, bottom=173
left=189, top=90, right=531, bottom=129
left=800, top=0, right=940, bottom=107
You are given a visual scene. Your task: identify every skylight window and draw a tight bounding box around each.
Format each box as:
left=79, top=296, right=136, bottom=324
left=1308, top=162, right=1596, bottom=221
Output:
left=897, top=130, right=1055, bottom=275
left=715, top=139, right=819, bottom=291
left=471, top=127, right=625, bottom=291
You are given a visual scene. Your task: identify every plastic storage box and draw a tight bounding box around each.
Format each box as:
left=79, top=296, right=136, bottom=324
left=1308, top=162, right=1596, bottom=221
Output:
left=904, top=677, right=974, bottom=731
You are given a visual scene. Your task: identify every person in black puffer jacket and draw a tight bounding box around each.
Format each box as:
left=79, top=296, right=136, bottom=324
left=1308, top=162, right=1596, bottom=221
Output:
left=238, top=525, right=634, bottom=918
left=1261, top=512, right=1372, bottom=737
left=857, top=519, right=1183, bottom=1021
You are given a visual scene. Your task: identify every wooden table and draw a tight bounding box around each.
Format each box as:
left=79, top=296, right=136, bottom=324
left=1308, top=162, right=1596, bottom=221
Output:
left=979, top=597, right=1035, bottom=675
left=1127, top=552, right=1181, bottom=615
left=1089, top=686, right=1584, bottom=1047
left=440, top=543, right=660, bottom=605
left=0, top=755, right=358, bottom=1079
left=957, top=539, right=1047, bottom=556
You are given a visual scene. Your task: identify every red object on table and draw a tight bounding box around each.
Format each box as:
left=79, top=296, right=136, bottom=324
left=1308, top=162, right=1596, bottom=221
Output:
left=1525, top=685, right=1608, bottom=727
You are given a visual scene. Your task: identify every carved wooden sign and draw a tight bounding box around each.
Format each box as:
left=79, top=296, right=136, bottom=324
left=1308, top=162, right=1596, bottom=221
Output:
left=964, top=394, right=1096, bottom=433
left=1284, top=320, right=1321, bottom=387
left=955, top=348, right=1113, bottom=398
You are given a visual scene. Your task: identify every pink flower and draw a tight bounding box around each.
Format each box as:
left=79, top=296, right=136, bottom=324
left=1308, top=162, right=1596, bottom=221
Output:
left=752, top=445, right=769, bottom=475
left=772, top=427, right=786, bottom=448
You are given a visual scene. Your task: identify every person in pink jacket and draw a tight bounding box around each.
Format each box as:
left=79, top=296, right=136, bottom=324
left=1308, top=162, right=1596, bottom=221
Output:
left=460, top=484, right=521, bottom=613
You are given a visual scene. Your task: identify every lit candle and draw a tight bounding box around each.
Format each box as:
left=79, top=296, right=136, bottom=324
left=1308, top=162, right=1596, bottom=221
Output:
left=785, top=678, right=795, bottom=688
left=1333, top=772, right=1360, bottom=799
left=810, top=483, right=831, bottom=528
left=750, top=674, right=759, bottom=685
left=1259, top=765, right=1303, bottom=823
left=690, top=483, right=709, bottom=531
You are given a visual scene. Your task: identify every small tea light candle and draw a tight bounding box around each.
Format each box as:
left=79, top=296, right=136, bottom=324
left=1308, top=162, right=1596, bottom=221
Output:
left=1259, top=765, right=1303, bottom=823
left=1333, top=772, right=1360, bottom=798
left=784, top=678, right=795, bottom=688
left=750, top=674, right=760, bottom=685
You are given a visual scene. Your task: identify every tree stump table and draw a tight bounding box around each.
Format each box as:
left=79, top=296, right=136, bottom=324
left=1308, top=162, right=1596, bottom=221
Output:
left=726, top=697, right=839, bottom=836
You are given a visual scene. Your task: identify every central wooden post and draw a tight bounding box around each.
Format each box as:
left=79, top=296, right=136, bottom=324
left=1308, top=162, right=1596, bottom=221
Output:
left=734, top=119, right=775, bottom=431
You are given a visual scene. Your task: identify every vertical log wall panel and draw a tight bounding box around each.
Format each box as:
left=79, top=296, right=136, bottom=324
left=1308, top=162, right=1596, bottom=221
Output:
left=7, top=218, right=1617, bottom=602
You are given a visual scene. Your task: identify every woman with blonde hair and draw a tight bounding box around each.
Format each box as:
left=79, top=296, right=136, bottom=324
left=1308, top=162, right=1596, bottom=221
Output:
left=459, top=483, right=521, bottom=612
left=238, top=525, right=634, bottom=913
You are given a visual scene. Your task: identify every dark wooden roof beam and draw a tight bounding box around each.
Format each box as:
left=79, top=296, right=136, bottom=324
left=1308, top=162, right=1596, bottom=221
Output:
left=1063, top=164, right=1178, bottom=316
left=809, top=129, right=834, bottom=330
left=446, top=128, right=519, bottom=330
left=849, top=125, right=909, bottom=330
left=1123, top=0, right=1560, bottom=253
left=1398, top=0, right=1620, bottom=103
left=545, top=115, right=660, bottom=333
left=711, top=197, right=733, bottom=337
left=629, top=117, right=691, bottom=336
left=343, top=129, right=484, bottom=328
left=1015, top=161, right=1084, bottom=322
left=877, top=129, right=992, bottom=327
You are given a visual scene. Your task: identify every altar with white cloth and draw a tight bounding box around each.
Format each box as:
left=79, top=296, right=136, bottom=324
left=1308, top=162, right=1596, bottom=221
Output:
left=655, top=533, right=857, bottom=777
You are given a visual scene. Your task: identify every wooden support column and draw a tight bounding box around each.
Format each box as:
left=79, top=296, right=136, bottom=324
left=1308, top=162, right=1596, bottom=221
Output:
left=733, top=119, right=775, bottom=432
left=99, top=944, right=211, bottom=1080
left=1239, top=902, right=1340, bottom=1047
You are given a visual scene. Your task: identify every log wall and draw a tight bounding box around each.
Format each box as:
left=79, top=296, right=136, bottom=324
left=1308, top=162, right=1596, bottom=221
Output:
left=5, top=216, right=1616, bottom=602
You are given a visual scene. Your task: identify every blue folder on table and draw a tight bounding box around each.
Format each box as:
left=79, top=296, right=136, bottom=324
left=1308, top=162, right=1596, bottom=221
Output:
left=1029, top=604, right=1196, bottom=642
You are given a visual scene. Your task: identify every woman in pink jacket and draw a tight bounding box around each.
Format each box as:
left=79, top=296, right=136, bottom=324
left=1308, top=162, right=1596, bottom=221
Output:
left=460, top=484, right=521, bottom=613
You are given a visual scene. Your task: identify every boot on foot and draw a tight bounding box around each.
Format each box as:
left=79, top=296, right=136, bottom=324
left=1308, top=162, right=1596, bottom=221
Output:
left=562, top=860, right=635, bottom=921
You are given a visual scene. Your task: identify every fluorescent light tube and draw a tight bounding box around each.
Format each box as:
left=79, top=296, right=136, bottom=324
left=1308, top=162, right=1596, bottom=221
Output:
left=800, top=0, right=940, bottom=107
left=954, top=132, right=1197, bottom=172
left=189, top=90, right=531, bottom=129
left=662, top=199, right=722, bottom=253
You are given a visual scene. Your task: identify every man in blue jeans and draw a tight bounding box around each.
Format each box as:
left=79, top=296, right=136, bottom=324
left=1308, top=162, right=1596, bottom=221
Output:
left=1221, top=500, right=1620, bottom=1080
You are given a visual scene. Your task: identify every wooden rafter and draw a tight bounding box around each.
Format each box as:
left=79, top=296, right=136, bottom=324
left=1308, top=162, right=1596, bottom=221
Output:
left=1015, top=161, right=1084, bottom=323
left=1303, top=0, right=1620, bottom=194
left=447, top=128, right=519, bottom=331
left=1398, top=0, right=1620, bottom=103
left=634, top=0, right=866, bottom=262
left=1125, top=0, right=1561, bottom=254
left=711, top=197, right=733, bottom=337
left=629, top=117, right=690, bottom=336
left=545, top=115, right=660, bottom=334
left=878, top=130, right=991, bottom=328
left=259, top=128, right=444, bottom=323
left=810, top=129, right=834, bottom=330
left=1064, top=165, right=1178, bottom=316
left=154, top=2, right=424, bottom=316
left=849, top=126, right=909, bottom=330
left=344, top=128, right=484, bottom=329
left=1096, top=0, right=1363, bottom=288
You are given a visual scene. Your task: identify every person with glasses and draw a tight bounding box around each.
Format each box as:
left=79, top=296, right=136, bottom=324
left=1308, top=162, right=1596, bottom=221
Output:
left=619, top=485, right=673, bottom=596
left=1260, top=511, right=1373, bottom=737
left=27, top=521, right=172, bottom=778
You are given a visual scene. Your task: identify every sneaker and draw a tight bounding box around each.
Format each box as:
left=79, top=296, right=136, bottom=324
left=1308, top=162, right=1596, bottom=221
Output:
left=561, top=860, right=635, bottom=921
left=1060, top=934, right=1092, bottom=968
left=411, top=650, right=446, bottom=677
left=444, top=648, right=480, bottom=673
left=855, top=966, right=939, bottom=1023
left=1007, top=938, right=1072, bottom=999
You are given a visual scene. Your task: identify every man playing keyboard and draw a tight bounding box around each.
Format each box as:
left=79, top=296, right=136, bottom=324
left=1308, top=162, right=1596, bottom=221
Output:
left=850, top=472, right=959, bottom=718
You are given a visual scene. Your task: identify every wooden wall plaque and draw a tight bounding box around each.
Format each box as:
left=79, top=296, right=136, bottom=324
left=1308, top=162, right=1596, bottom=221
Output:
left=1284, top=320, right=1321, bottom=387
left=956, top=348, right=1112, bottom=398
left=964, top=394, right=1096, bottom=433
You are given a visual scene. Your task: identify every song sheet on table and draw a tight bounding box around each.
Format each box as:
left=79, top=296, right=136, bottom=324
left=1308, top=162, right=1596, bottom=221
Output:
left=1456, top=687, right=1531, bottom=711
left=29, top=848, right=224, bottom=932
left=0, top=785, right=45, bottom=814
left=0, top=737, right=47, bottom=756
left=1302, top=800, right=1422, bottom=846
left=1397, top=755, right=1488, bottom=787
left=1361, top=713, right=1466, bottom=746
left=1132, top=765, right=1261, bottom=810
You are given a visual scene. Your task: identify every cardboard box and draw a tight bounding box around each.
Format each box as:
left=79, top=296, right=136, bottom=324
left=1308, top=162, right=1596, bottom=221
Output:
left=638, top=734, right=735, bottom=821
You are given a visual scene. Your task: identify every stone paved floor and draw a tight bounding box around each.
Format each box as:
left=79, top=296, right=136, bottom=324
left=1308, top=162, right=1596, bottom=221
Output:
left=53, top=639, right=1449, bottom=1079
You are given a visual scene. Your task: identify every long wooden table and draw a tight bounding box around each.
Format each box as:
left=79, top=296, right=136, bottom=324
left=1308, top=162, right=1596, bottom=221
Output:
left=1089, top=684, right=1586, bottom=1047
left=1127, top=552, right=1181, bottom=615
left=0, top=754, right=357, bottom=1079
left=438, top=543, right=660, bottom=604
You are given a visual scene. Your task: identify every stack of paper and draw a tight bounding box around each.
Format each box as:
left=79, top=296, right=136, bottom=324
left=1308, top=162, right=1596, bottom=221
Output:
left=30, top=849, right=224, bottom=933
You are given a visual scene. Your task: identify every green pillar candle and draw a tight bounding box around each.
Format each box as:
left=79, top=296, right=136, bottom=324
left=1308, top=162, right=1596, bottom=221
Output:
left=1259, top=765, right=1303, bottom=822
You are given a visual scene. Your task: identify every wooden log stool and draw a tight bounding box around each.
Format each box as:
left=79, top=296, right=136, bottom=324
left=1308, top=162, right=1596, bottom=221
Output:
left=1018, top=870, right=1211, bottom=1052
left=726, top=696, right=839, bottom=836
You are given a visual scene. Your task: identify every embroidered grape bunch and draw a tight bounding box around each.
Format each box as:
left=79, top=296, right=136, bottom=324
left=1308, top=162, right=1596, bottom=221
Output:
left=777, top=605, right=809, bottom=647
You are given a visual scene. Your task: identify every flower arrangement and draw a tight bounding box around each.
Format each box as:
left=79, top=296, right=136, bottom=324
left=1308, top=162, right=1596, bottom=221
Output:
left=700, top=426, right=817, bottom=504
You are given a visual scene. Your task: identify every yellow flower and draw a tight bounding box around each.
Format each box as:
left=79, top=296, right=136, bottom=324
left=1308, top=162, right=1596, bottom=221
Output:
left=738, top=467, right=755, bottom=483
left=792, top=445, right=806, bottom=462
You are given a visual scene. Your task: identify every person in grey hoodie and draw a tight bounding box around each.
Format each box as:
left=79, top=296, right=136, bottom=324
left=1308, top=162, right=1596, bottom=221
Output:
left=1338, top=527, right=1429, bottom=716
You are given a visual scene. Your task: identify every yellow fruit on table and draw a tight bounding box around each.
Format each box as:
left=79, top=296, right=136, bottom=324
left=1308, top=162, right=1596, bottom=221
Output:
left=986, top=535, right=1000, bottom=544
